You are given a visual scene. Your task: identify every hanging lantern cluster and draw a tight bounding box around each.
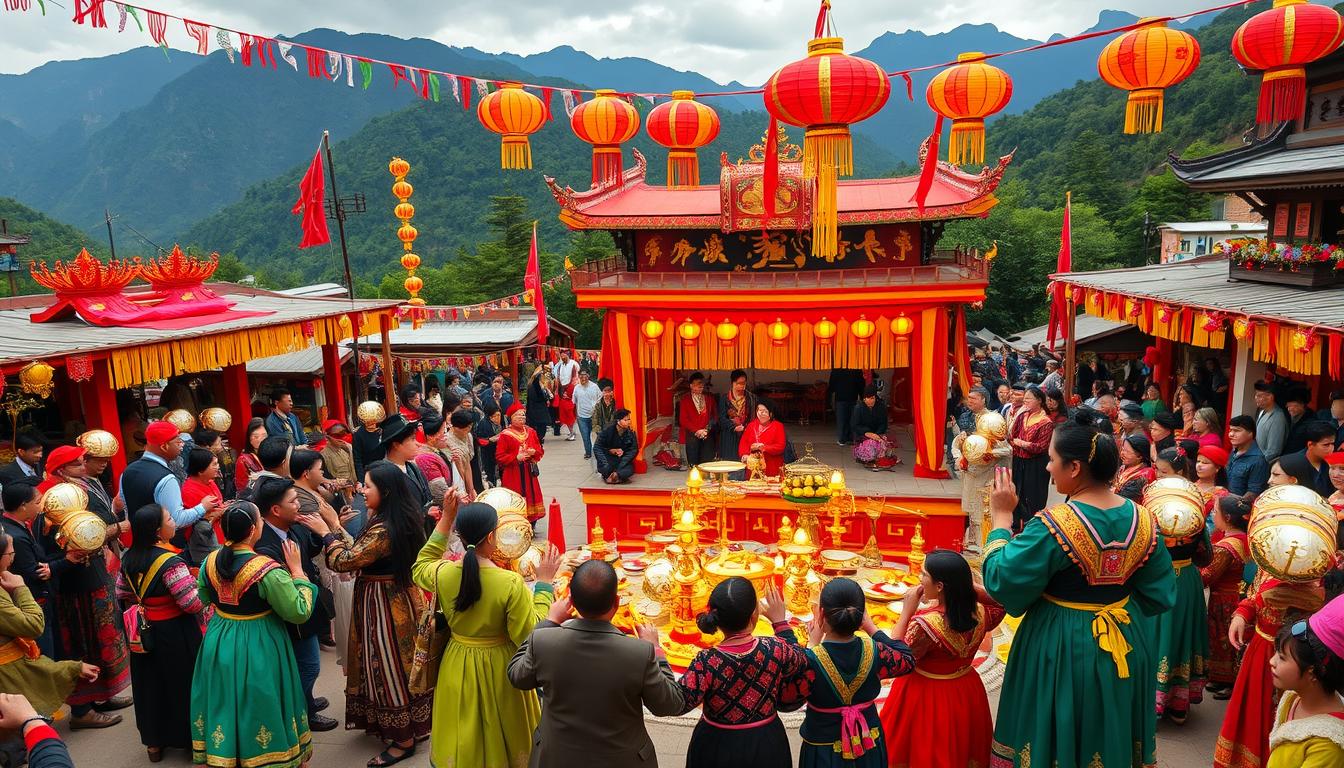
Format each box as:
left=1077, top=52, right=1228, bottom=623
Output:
left=1233, top=0, right=1344, bottom=124
left=646, top=91, right=721, bottom=188
left=925, top=52, right=1013, bottom=164
left=389, top=157, right=425, bottom=314
left=1097, top=18, right=1201, bottom=134
left=571, top=89, right=641, bottom=188
left=764, top=0, right=890, bottom=260
left=477, top=82, right=546, bottom=170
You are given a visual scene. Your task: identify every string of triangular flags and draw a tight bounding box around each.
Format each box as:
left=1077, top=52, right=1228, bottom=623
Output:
left=392, top=273, right=570, bottom=322
left=394, top=346, right=602, bottom=375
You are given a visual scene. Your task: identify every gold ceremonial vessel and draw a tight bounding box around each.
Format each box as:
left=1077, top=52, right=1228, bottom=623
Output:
left=164, top=409, right=196, bottom=434
left=1248, top=484, right=1337, bottom=582
left=820, top=549, right=862, bottom=575
left=975, top=411, right=1008, bottom=442
left=57, top=512, right=107, bottom=552
left=356, top=401, right=386, bottom=427
left=641, top=558, right=677, bottom=603
left=961, top=434, right=992, bottom=465
left=1142, top=477, right=1206, bottom=539
left=703, top=549, right=775, bottom=593
left=474, top=487, right=534, bottom=565
left=781, top=446, right=835, bottom=505
left=76, top=430, right=120, bottom=459
left=199, top=407, right=233, bottom=433
left=41, top=482, right=88, bottom=522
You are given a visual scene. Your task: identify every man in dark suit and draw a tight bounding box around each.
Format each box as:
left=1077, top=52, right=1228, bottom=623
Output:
left=252, top=476, right=337, bottom=731
left=0, top=434, right=43, bottom=488
left=508, top=560, right=683, bottom=767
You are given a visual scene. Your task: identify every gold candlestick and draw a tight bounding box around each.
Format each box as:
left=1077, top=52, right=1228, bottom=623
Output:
left=667, top=509, right=709, bottom=641
left=777, top=516, right=794, bottom=548
left=860, top=496, right=886, bottom=567
left=590, top=517, right=608, bottom=557
left=905, top=523, right=927, bottom=585
left=779, top=528, right=818, bottom=616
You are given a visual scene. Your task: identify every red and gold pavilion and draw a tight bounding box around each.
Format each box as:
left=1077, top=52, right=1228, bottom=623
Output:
left=553, top=129, right=1009, bottom=556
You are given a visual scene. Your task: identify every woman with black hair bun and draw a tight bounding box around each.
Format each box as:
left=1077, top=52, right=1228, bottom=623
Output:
left=411, top=499, right=562, bottom=768
left=880, top=550, right=1004, bottom=768
left=116, top=503, right=208, bottom=762
left=1007, top=386, right=1055, bottom=533
left=674, top=577, right=805, bottom=768
left=982, top=410, right=1177, bottom=768
left=190, top=501, right=317, bottom=768
left=792, top=577, right=914, bottom=766
left=1201, top=495, right=1251, bottom=700
left=1113, top=433, right=1156, bottom=498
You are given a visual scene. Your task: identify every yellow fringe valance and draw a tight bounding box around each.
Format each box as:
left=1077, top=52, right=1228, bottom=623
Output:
left=636, top=317, right=911, bottom=371
left=1251, top=323, right=1322, bottom=377
left=106, top=311, right=395, bottom=389
left=1079, top=291, right=1226, bottom=350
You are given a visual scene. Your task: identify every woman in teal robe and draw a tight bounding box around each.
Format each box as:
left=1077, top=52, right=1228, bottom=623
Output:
left=983, top=412, right=1177, bottom=768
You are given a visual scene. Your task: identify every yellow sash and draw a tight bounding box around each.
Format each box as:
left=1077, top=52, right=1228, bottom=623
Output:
left=1044, top=594, right=1134, bottom=678
left=0, top=637, right=39, bottom=665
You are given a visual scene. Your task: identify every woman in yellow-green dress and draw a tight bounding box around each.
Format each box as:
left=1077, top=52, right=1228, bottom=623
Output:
left=411, top=499, right=561, bottom=768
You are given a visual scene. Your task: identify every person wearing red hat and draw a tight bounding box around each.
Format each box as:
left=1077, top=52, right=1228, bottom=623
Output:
left=1266, top=595, right=1344, bottom=767
left=497, top=402, right=545, bottom=521
left=34, top=446, right=86, bottom=496
left=1325, top=452, right=1344, bottom=541
left=1196, top=445, right=1231, bottom=537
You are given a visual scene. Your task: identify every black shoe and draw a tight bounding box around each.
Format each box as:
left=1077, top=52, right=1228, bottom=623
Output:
left=308, top=713, right=339, bottom=732
left=583, top=454, right=591, bottom=460
left=319, top=635, right=336, bottom=649
left=312, top=696, right=330, bottom=712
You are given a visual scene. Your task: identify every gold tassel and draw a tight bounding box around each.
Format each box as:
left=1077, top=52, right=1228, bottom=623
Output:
left=812, top=161, right=838, bottom=260
left=1124, top=89, right=1165, bottom=134
left=804, top=126, right=849, bottom=261
left=948, top=119, right=986, bottom=165
left=501, top=136, right=532, bottom=170
left=667, top=150, right=699, bottom=189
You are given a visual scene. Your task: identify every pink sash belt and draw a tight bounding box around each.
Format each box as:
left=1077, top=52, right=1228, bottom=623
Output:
left=808, top=699, right=877, bottom=759
left=701, top=714, right=778, bottom=731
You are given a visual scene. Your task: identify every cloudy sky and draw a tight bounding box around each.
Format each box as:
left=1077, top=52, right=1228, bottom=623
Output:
left=1, top=1, right=1221, bottom=82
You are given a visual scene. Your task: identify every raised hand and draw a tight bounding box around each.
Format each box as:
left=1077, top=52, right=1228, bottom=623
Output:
left=281, top=539, right=306, bottom=577
left=989, top=467, right=1018, bottom=530
left=901, top=583, right=925, bottom=615
left=535, top=543, right=563, bottom=583
left=762, top=583, right=787, bottom=624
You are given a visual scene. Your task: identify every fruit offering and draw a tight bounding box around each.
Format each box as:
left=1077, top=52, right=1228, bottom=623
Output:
left=780, top=473, right=831, bottom=503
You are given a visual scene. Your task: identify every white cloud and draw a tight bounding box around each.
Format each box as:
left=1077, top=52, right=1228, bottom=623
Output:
left=0, top=1, right=1233, bottom=82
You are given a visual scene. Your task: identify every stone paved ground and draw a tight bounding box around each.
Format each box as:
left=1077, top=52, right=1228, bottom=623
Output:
left=63, top=429, right=1223, bottom=766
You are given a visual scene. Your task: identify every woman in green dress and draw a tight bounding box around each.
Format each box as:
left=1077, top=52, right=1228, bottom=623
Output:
left=984, top=410, right=1178, bottom=768
left=411, top=499, right=561, bottom=768
left=190, top=501, right=317, bottom=768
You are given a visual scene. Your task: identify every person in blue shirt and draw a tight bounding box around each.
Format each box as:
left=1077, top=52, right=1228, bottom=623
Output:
left=1225, top=414, right=1270, bottom=497
left=117, top=421, right=221, bottom=531
left=264, top=388, right=308, bottom=446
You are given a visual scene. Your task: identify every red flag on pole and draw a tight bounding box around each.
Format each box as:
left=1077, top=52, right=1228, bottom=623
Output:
left=291, top=146, right=330, bottom=249
left=1046, top=192, right=1072, bottom=351
left=525, top=221, right=549, bottom=346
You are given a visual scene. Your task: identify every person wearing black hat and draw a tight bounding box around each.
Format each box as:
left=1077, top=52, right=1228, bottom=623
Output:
left=1283, top=387, right=1322, bottom=456
left=1253, top=380, right=1289, bottom=464
left=1117, top=402, right=1146, bottom=441
left=1113, top=433, right=1156, bottom=499
left=378, top=414, right=433, bottom=517
left=1150, top=411, right=1180, bottom=459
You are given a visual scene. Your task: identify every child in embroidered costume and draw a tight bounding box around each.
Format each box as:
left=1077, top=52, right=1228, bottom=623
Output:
left=879, top=549, right=1004, bottom=768
left=1266, top=594, right=1344, bottom=768
left=1202, top=495, right=1251, bottom=701
left=675, top=577, right=807, bottom=768
left=791, top=577, right=914, bottom=767
left=982, top=411, right=1178, bottom=768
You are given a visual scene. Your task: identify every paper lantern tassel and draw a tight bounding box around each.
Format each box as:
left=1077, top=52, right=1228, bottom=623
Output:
left=948, top=119, right=987, bottom=165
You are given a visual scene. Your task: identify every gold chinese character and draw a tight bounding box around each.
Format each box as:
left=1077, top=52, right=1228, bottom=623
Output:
left=750, top=233, right=788, bottom=269
left=644, top=236, right=663, bottom=267
left=858, top=230, right=887, bottom=263
left=670, top=238, right=697, bottom=267
left=700, top=233, right=727, bottom=265
left=894, top=229, right=913, bottom=262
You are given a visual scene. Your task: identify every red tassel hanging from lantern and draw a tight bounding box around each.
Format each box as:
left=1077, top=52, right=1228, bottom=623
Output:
left=646, top=91, right=720, bottom=189
left=570, top=89, right=641, bottom=188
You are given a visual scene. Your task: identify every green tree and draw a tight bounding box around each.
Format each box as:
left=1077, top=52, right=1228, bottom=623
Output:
left=1061, top=130, right=1126, bottom=224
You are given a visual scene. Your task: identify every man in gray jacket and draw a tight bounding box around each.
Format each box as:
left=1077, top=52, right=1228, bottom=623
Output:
left=508, top=560, right=684, bottom=767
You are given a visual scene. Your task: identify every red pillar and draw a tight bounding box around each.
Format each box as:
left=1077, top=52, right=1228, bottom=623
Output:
left=220, top=364, right=251, bottom=450
left=321, top=343, right=346, bottom=424
left=90, top=360, right=127, bottom=478
left=1152, top=337, right=1174, bottom=401
left=911, top=307, right=951, bottom=479
left=510, top=350, right=520, bottom=394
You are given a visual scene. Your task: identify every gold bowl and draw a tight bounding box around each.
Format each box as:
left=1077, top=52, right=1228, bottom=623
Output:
left=976, top=411, right=1008, bottom=442
left=57, top=511, right=107, bottom=552
left=475, top=487, right=533, bottom=565
left=76, top=430, right=120, bottom=459
left=164, top=409, right=197, bottom=434
left=961, top=434, right=992, bottom=465
left=41, top=483, right=88, bottom=525
left=199, top=407, right=233, bottom=433
left=820, top=549, right=862, bottom=575
left=703, top=551, right=775, bottom=594
left=1142, top=477, right=1206, bottom=539
left=356, top=401, right=386, bottom=426
left=1248, top=484, right=1337, bottom=582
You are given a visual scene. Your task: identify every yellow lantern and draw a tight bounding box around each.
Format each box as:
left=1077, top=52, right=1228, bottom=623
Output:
left=18, top=361, right=55, bottom=398
left=388, top=157, right=411, bottom=179
left=1232, top=317, right=1252, bottom=341
left=715, top=319, right=739, bottom=347
left=394, top=202, right=415, bottom=221
left=814, top=317, right=837, bottom=344
left=851, top=314, right=876, bottom=344
left=767, top=318, right=790, bottom=346
left=400, top=253, right=421, bottom=271
left=641, top=318, right=665, bottom=343
left=678, top=319, right=701, bottom=346
left=891, top=312, right=914, bottom=337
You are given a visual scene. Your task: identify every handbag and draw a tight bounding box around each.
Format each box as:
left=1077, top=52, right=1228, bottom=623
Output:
left=122, top=551, right=175, bottom=654
left=408, top=575, right=450, bottom=695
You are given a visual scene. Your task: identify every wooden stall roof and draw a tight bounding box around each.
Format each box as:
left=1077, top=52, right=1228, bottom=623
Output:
left=1053, top=255, right=1344, bottom=333
left=1009, top=314, right=1136, bottom=350
left=355, top=308, right=576, bottom=354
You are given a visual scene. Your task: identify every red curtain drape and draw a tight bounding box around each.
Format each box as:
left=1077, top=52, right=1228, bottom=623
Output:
left=599, top=312, right=649, bottom=473
left=912, top=307, right=951, bottom=479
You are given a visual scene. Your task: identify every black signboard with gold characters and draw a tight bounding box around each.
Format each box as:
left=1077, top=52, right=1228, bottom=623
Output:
left=636, top=224, right=920, bottom=273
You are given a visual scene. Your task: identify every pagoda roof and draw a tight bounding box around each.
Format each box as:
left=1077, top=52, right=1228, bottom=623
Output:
left=1169, top=122, right=1344, bottom=192
left=545, top=142, right=1012, bottom=231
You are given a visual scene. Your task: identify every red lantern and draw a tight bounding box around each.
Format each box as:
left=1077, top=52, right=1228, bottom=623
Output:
left=851, top=314, right=876, bottom=344
left=1097, top=19, right=1200, bottom=134
left=764, top=1, right=890, bottom=260
left=814, top=317, right=837, bottom=345
left=570, top=89, right=641, bottom=188
left=1233, top=0, right=1344, bottom=123
left=925, top=52, right=1013, bottom=164
left=678, top=319, right=701, bottom=346
left=767, top=319, right=791, bottom=346
left=646, top=91, right=720, bottom=188
left=477, top=82, right=547, bottom=170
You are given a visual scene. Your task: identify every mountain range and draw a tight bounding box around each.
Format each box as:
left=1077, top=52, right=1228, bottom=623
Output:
left=0, top=7, right=1217, bottom=247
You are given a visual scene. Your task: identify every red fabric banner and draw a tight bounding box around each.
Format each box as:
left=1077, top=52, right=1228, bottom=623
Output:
left=911, top=306, right=951, bottom=478
left=525, top=223, right=549, bottom=346
left=291, top=147, right=330, bottom=249
left=912, top=114, right=945, bottom=213
left=1046, top=195, right=1072, bottom=351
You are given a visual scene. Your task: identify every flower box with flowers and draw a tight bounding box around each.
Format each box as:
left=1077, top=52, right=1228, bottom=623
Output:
left=1222, top=239, right=1344, bottom=290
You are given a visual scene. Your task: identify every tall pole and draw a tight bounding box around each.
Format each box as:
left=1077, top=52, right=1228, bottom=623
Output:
left=322, top=130, right=367, bottom=408
left=104, top=209, right=117, bottom=261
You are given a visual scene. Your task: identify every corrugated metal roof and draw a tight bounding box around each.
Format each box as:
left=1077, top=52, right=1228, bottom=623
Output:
left=278, top=283, right=348, bottom=298
left=0, top=284, right=400, bottom=367
left=1054, top=256, right=1344, bottom=333
left=246, top=346, right=350, bottom=375
left=1010, top=314, right=1134, bottom=349
left=357, top=318, right=536, bottom=349
left=1159, top=221, right=1266, bottom=234
left=1185, top=143, right=1344, bottom=184
left=0, top=235, right=30, bottom=246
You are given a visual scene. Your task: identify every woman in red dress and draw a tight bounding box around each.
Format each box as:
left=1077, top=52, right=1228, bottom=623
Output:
left=1112, top=434, right=1156, bottom=498
left=1008, top=386, right=1055, bottom=532
left=234, top=418, right=267, bottom=495
left=880, top=550, right=1004, bottom=768
left=1214, top=569, right=1324, bottom=767
left=738, top=401, right=787, bottom=477
left=1191, top=407, right=1225, bottom=451
left=1202, top=495, right=1250, bottom=701
left=180, top=447, right=223, bottom=563
left=496, top=403, right=545, bottom=522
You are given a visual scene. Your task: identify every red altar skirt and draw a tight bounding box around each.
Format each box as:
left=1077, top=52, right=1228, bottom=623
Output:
left=880, top=666, right=992, bottom=768
left=1214, top=631, right=1276, bottom=768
